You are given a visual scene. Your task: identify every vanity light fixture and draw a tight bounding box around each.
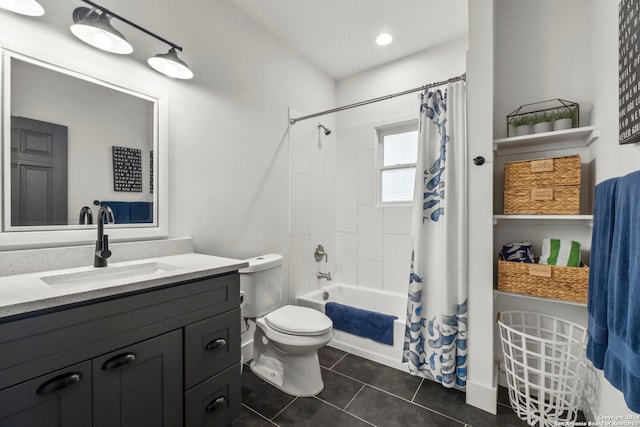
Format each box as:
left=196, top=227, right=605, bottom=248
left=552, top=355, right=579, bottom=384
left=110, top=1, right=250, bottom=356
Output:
left=70, top=7, right=133, bottom=54
left=148, top=47, right=194, bottom=80
left=70, top=0, right=194, bottom=79
left=0, top=0, right=44, bottom=16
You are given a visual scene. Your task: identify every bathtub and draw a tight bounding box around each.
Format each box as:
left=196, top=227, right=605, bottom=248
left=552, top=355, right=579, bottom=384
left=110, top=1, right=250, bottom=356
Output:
left=296, top=283, right=408, bottom=372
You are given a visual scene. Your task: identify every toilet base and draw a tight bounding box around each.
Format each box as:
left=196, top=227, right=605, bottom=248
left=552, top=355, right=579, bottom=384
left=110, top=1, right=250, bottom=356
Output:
left=250, top=326, right=325, bottom=397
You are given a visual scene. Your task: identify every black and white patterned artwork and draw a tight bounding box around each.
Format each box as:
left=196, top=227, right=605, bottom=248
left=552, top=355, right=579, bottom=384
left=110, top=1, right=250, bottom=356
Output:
left=112, top=146, right=142, bottom=192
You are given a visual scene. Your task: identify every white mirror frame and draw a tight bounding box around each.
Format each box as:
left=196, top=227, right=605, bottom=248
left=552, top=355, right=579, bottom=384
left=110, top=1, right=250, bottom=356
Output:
left=0, top=48, right=168, bottom=249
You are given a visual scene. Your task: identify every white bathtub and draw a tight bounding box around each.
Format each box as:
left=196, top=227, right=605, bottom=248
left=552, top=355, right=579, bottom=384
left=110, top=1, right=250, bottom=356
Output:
left=296, top=283, right=408, bottom=372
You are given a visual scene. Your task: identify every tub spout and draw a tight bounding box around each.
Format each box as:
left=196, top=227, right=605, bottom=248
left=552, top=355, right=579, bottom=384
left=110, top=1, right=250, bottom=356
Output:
left=317, top=271, right=332, bottom=281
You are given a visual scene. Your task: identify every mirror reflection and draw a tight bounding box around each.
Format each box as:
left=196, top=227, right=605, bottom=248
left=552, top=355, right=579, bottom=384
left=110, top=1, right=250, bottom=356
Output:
left=8, top=56, right=155, bottom=228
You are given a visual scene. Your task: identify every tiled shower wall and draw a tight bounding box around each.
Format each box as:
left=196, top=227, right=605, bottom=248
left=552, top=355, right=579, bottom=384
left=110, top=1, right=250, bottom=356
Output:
left=288, top=109, right=336, bottom=303
left=334, top=121, right=413, bottom=295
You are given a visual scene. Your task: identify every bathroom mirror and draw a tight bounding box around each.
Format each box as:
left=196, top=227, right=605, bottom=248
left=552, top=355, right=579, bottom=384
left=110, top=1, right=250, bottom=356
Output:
left=1, top=49, right=168, bottom=248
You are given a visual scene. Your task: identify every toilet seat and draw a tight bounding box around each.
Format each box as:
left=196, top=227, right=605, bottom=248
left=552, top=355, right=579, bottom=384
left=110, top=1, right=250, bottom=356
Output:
left=265, top=305, right=332, bottom=336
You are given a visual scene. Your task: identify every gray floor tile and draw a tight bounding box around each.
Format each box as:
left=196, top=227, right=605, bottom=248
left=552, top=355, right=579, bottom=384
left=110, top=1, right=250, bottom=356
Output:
left=318, top=345, right=347, bottom=368
left=240, top=368, right=295, bottom=420
left=346, top=385, right=464, bottom=427
left=273, top=397, right=372, bottom=427
left=413, top=379, right=527, bottom=427
left=317, top=367, right=365, bottom=409
left=233, top=405, right=278, bottom=426
left=332, top=353, right=422, bottom=400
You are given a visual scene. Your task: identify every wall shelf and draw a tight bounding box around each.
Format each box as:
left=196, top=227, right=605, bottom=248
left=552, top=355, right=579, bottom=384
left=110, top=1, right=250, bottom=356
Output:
left=494, top=290, right=587, bottom=307
left=493, top=214, right=593, bottom=226
left=494, top=126, right=599, bottom=156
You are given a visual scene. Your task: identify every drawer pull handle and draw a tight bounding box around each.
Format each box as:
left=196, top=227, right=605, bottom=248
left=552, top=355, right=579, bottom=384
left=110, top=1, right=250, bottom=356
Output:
left=102, top=352, right=137, bottom=370
left=36, top=372, right=82, bottom=395
left=205, top=338, right=226, bottom=351
left=205, top=396, right=226, bottom=412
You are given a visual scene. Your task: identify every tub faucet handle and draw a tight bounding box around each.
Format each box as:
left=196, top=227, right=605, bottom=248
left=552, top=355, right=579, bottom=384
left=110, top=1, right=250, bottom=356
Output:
left=314, top=244, right=328, bottom=263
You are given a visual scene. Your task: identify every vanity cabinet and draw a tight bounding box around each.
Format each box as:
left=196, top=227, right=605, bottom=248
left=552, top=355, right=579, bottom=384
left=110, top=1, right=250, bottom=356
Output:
left=0, top=272, right=241, bottom=427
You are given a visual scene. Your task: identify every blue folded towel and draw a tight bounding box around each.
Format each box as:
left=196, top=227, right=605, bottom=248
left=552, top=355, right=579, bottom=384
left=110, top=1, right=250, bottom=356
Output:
left=325, top=302, right=397, bottom=346
left=101, top=201, right=130, bottom=224
left=130, top=202, right=153, bottom=223
left=603, top=171, right=640, bottom=412
left=587, top=177, right=619, bottom=369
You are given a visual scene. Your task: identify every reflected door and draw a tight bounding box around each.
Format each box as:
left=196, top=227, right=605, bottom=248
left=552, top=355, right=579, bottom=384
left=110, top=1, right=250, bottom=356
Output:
left=11, top=116, right=68, bottom=226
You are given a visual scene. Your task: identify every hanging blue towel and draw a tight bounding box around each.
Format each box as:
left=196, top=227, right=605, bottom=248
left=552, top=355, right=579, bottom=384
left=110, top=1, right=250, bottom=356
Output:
left=130, top=202, right=153, bottom=223
left=587, top=177, right=619, bottom=369
left=325, top=302, right=397, bottom=346
left=101, top=201, right=130, bottom=224
left=603, top=171, right=640, bottom=412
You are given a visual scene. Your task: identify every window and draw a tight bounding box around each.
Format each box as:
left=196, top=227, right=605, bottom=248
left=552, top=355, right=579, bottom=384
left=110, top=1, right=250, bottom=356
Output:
left=376, top=120, right=419, bottom=204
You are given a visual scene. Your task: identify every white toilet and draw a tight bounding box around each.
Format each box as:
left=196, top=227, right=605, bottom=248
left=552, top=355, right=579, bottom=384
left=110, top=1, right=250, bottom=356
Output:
left=239, top=254, right=333, bottom=397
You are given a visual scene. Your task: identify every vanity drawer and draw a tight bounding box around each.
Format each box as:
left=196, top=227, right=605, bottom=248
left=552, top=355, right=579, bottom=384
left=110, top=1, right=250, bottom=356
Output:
left=184, top=309, right=240, bottom=389
left=184, top=363, right=241, bottom=427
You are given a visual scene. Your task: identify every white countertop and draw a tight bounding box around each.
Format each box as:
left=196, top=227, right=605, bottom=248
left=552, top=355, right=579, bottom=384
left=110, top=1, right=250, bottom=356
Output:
left=0, top=253, right=248, bottom=321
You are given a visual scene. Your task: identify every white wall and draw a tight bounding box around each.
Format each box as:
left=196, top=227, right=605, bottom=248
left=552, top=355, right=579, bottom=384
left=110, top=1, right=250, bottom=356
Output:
left=332, top=38, right=467, bottom=294
left=0, top=0, right=336, bottom=297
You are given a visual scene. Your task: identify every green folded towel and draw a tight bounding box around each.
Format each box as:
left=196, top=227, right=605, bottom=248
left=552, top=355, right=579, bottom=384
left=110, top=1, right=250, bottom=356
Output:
left=540, top=239, right=581, bottom=267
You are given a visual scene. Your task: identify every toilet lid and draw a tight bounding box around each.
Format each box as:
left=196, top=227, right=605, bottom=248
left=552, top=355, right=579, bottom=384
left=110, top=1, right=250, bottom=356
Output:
left=265, top=305, right=332, bottom=336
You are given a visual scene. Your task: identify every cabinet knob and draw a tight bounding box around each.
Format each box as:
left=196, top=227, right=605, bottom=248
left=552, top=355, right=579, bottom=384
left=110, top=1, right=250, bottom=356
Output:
left=205, top=338, right=227, bottom=351
left=205, top=396, right=227, bottom=412
left=473, top=156, right=485, bottom=166
left=36, top=372, right=82, bottom=395
left=101, top=352, right=137, bottom=370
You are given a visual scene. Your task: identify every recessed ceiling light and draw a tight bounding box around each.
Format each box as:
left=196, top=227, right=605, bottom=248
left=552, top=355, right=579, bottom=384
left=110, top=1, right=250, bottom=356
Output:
left=376, top=33, right=392, bottom=46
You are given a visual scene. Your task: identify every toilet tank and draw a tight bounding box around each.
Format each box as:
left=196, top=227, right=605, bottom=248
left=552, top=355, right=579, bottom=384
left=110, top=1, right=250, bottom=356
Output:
left=239, top=254, right=283, bottom=318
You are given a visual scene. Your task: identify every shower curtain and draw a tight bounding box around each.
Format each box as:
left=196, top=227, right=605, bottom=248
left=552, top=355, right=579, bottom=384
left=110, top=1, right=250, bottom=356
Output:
left=402, top=81, right=468, bottom=388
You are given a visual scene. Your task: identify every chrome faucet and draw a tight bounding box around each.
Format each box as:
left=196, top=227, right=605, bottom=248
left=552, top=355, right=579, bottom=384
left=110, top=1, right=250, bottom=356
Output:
left=317, top=271, right=332, bottom=281
left=94, top=205, right=115, bottom=267
left=79, top=206, right=93, bottom=225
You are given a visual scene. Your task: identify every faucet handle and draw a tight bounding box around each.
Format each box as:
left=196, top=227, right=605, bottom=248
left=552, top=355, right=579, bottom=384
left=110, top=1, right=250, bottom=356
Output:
left=99, top=235, right=112, bottom=259
left=314, top=244, right=328, bottom=263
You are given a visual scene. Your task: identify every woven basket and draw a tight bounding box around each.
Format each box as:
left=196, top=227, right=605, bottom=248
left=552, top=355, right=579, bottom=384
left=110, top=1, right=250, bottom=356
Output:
left=504, top=155, right=581, bottom=189
left=504, top=186, right=580, bottom=214
left=497, top=260, right=588, bottom=304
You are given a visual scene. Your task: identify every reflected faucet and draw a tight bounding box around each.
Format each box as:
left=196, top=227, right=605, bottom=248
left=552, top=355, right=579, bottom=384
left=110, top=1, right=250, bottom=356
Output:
left=79, top=206, right=93, bottom=225
left=94, top=205, right=115, bottom=267
left=317, top=272, right=332, bottom=281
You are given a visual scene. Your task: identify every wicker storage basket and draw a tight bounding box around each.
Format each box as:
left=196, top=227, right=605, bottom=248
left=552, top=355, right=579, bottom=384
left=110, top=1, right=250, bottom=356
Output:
left=497, top=260, right=588, bottom=303
left=504, top=187, right=580, bottom=215
left=504, top=156, right=581, bottom=189
left=504, top=155, right=581, bottom=215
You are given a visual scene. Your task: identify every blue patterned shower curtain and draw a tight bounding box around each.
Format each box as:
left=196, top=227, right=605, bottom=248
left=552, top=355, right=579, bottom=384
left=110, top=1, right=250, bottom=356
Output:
left=402, top=81, right=468, bottom=388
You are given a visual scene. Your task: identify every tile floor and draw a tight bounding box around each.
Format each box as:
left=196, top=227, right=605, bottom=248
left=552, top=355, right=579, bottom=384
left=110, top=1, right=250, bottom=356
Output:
left=235, top=346, right=530, bottom=427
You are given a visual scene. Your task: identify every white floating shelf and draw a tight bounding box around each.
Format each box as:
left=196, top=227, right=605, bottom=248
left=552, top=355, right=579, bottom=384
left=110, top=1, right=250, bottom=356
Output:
left=494, top=290, right=587, bottom=307
left=494, top=126, right=599, bottom=156
left=493, top=215, right=593, bottom=226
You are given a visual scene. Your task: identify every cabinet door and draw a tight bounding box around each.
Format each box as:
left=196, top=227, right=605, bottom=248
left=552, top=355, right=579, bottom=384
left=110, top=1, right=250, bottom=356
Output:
left=93, top=329, right=182, bottom=427
left=0, top=361, right=92, bottom=427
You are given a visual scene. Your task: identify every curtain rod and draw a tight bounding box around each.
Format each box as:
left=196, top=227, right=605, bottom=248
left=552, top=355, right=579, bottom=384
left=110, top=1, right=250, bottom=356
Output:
left=289, top=73, right=466, bottom=125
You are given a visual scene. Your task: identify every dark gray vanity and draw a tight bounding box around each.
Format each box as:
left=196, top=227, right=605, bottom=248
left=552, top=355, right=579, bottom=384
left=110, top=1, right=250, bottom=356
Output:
left=0, top=254, right=245, bottom=427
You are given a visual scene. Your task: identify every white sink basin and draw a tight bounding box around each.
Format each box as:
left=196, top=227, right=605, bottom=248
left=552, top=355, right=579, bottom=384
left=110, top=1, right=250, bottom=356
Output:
left=40, top=262, right=182, bottom=289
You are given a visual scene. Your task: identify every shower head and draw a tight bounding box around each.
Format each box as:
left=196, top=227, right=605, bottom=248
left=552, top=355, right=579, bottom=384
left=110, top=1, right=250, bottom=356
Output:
left=317, top=123, right=331, bottom=136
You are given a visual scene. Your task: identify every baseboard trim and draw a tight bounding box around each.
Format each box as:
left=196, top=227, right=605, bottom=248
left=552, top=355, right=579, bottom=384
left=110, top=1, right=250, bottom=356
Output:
left=465, top=368, right=498, bottom=414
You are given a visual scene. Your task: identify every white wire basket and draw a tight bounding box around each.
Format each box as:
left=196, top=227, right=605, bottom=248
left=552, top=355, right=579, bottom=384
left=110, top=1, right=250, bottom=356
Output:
left=498, top=311, right=587, bottom=427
